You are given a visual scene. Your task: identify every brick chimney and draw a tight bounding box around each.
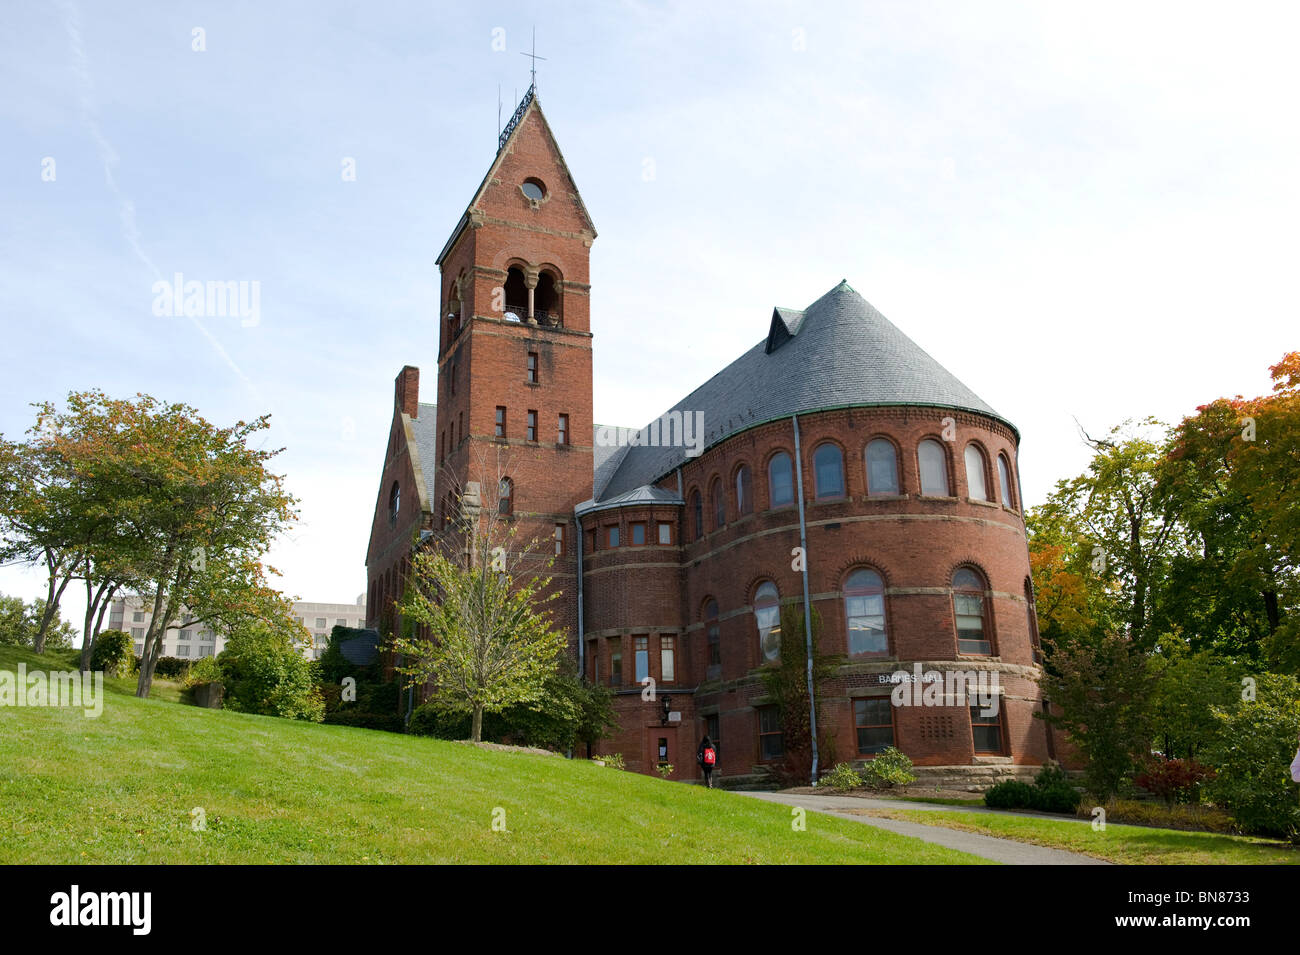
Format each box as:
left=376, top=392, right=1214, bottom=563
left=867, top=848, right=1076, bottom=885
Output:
left=394, top=366, right=420, bottom=419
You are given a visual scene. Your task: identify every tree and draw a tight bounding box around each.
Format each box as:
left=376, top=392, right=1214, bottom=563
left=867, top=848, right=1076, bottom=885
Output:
left=30, top=391, right=298, bottom=696
left=1026, top=506, right=1118, bottom=651
left=1034, top=419, right=1184, bottom=650
left=392, top=456, right=567, bottom=743
left=1039, top=632, right=1156, bottom=799
left=0, top=593, right=77, bottom=649
left=758, top=603, right=840, bottom=787
left=1147, top=640, right=1243, bottom=760
left=1160, top=354, right=1300, bottom=670
left=0, top=429, right=94, bottom=653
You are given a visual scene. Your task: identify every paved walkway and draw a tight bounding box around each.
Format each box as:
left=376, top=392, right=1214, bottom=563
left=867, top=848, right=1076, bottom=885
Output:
left=738, top=791, right=1112, bottom=865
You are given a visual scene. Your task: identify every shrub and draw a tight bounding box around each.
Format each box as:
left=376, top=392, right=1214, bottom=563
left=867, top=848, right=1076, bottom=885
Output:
left=1078, top=798, right=1239, bottom=834
left=816, top=762, right=864, bottom=791
left=984, top=780, right=1036, bottom=809
left=405, top=665, right=617, bottom=749
left=321, top=679, right=404, bottom=733
left=594, top=753, right=625, bottom=770
left=983, top=768, right=1081, bottom=813
left=1134, top=757, right=1216, bottom=806
left=182, top=655, right=224, bottom=689
left=1030, top=767, right=1083, bottom=813
left=861, top=747, right=916, bottom=788
left=219, top=626, right=324, bottom=722
left=408, top=701, right=467, bottom=738
left=317, top=625, right=371, bottom=684
left=1039, top=633, right=1155, bottom=799
left=1203, top=674, right=1300, bottom=840
left=89, top=629, right=134, bottom=677
left=153, top=657, right=191, bottom=680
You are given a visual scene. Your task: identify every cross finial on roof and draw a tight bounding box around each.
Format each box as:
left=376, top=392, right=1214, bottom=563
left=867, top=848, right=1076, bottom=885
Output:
left=520, top=26, right=546, bottom=90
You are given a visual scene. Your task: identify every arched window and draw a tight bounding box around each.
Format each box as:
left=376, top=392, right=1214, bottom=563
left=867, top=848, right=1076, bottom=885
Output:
left=918, top=439, right=950, bottom=496
left=964, top=444, right=990, bottom=501
left=1025, top=577, right=1042, bottom=663
left=865, top=439, right=899, bottom=496
left=498, top=477, right=513, bottom=516
left=844, top=569, right=887, bottom=656
left=813, top=443, right=845, bottom=499
left=998, top=454, right=1015, bottom=508
left=735, top=464, right=753, bottom=516
left=704, top=599, right=721, bottom=675
left=754, top=581, right=781, bottom=664
left=535, top=270, right=561, bottom=326
left=503, top=267, right=528, bottom=321
left=768, top=452, right=794, bottom=508
left=690, top=489, right=703, bottom=540
left=388, top=481, right=400, bottom=527
left=711, top=477, right=725, bottom=529
left=953, top=567, right=991, bottom=654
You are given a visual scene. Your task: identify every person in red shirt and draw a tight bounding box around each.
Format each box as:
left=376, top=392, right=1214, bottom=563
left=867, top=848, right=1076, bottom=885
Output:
left=697, top=735, right=718, bottom=788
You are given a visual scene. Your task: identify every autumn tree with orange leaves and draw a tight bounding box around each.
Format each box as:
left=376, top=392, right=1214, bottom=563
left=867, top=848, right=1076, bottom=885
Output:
left=1158, top=352, right=1300, bottom=670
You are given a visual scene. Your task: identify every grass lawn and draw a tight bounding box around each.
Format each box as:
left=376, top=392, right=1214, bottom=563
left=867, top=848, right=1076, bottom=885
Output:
left=858, top=807, right=1299, bottom=865
left=0, top=645, right=986, bottom=864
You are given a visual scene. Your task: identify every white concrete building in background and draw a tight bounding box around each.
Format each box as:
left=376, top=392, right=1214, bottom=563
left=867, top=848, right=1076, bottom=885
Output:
left=108, top=594, right=368, bottom=661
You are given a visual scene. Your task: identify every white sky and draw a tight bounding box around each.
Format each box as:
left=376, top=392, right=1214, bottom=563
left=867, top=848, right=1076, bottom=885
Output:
left=2, top=1, right=1297, bottom=643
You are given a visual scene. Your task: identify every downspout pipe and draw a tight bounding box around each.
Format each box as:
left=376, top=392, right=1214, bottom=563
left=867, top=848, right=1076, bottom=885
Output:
left=574, top=510, right=584, bottom=760
left=791, top=414, right=820, bottom=786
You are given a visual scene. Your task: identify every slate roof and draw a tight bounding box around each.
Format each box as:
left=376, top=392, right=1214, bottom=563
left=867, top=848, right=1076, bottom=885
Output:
left=407, top=401, right=439, bottom=511
left=596, top=280, right=1014, bottom=502
left=592, top=426, right=634, bottom=500
left=576, top=482, right=683, bottom=517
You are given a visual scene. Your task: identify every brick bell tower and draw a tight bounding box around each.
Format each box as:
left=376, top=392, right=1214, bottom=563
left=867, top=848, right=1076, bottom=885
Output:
left=432, top=85, right=596, bottom=642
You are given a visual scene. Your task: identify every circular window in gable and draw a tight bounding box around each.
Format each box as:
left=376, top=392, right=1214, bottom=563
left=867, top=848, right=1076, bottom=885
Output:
left=521, top=178, right=546, bottom=201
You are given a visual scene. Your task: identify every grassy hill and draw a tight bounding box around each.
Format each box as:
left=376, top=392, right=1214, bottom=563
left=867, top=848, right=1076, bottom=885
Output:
left=0, top=645, right=984, bottom=864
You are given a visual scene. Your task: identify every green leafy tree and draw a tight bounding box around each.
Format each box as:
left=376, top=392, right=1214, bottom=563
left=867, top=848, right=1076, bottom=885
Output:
left=1040, top=632, right=1156, bottom=799
left=1147, top=640, right=1244, bottom=760
left=392, top=471, right=567, bottom=743
left=29, top=391, right=299, bottom=696
left=1034, top=418, right=1183, bottom=650
left=0, top=426, right=110, bottom=654
left=0, top=594, right=77, bottom=649
left=218, top=607, right=324, bottom=721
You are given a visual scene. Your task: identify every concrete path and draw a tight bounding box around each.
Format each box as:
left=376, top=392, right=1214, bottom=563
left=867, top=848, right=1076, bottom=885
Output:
left=738, top=791, right=1112, bottom=865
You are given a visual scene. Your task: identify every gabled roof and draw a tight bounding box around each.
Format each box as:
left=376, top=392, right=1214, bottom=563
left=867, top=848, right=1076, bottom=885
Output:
left=596, top=280, right=1015, bottom=501
left=765, top=307, right=806, bottom=353
left=407, top=402, right=439, bottom=511
left=436, top=86, right=596, bottom=266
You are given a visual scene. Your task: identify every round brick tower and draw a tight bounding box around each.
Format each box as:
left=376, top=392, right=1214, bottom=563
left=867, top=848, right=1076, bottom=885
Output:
left=579, top=281, right=1052, bottom=788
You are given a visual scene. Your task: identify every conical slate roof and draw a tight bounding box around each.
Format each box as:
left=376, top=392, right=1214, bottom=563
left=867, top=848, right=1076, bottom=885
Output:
left=597, top=280, right=1014, bottom=501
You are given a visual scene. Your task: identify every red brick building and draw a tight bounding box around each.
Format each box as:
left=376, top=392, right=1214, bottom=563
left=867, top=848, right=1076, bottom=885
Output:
left=366, top=87, right=1057, bottom=786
